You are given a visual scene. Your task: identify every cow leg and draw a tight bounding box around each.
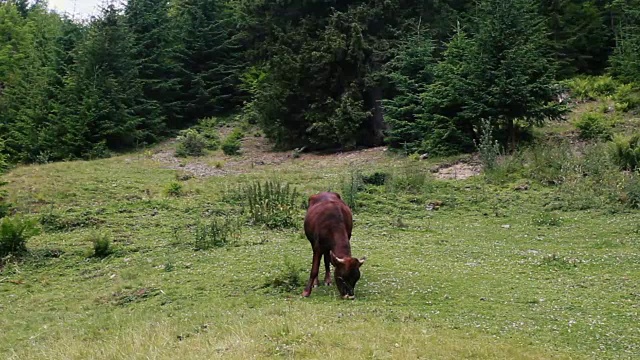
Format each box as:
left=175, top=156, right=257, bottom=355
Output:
left=323, top=250, right=332, bottom=286
left=302, top=250, right=322, bottom=297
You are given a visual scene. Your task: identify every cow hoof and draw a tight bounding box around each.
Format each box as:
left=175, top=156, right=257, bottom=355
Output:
left=302, top=290, right=311, bottom=297
left=324, top=281, right=332, bottom=286
left=342, top=295, right=355, bottom=300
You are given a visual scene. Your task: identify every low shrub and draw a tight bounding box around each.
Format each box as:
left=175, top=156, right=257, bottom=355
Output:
left=164, top=182, right=183, bottom=197
left=175, top=129, right=207, bottom=157
left=574, top=112, right=612, bottom=141
left=361, top=172, right=389, bottom=186
left=194, top=217, right=241, bottom=250
left=194, top=117, right=221, bottom=150
left=221, top=128, right=244, bottom=156
left=613, top=83, right=640, bottom=112
left=89, top=232, right=112, bottom=258
left=475, top=119, right=502, bottom=170
left=0, top=216, right=40, bottom=257
left=610, top=134, right=640, bottom=171
left=565, top=75, right=618, bottom=101
left=528, top=142, right=570, bottom=182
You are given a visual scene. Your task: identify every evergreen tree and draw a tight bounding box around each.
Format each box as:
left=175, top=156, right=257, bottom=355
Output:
left=235, top=0, right=460, bottom=150
left=58, top=4, right=145, bottom=158
left=0, top=2, right=65, bottom=162
left=125, top=0, right=180, bottom=131
left=174, top=0, right=242, bottom=124
left=454, top=0, right=566, bottom=150
left=609, top=0, right=640, bottom=83
left=541, top=0, right=612, bottom=77
left=385, top=0, right=566, bottom=154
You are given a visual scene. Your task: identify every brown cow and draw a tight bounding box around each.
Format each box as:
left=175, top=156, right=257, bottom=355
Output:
left=302, top=192, right=365, bottom=299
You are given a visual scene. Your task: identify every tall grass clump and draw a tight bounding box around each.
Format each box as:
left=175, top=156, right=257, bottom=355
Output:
left=610, top=134, right=640, bottom=171
left=89, top=232, right=113, bottom=258
left=476, top=119, right=502, bottom=171
left=385, top=163, right=430, bottom=194
left=340, top=167, right=363, bottom=210
left=262, top=256, right=302, bottom=292
left=525, top=140, right=573, bottom=185
left=574, top=112, right=612, bottom=141
left=554, top=143, right=626, bottom=211
left=175, top=129, right=207, bottom=157
left=244, top=180, right=300, bottom=229
left=194, top=217, right=241, bottom=250
left=0, top=216, right=40, bottom=257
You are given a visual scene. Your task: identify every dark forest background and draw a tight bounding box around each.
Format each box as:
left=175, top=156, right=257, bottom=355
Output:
left=1, top=0, right=639, bottom=167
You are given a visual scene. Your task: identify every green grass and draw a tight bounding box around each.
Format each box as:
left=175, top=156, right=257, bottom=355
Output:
left=0, top=136, right=639, bottom=359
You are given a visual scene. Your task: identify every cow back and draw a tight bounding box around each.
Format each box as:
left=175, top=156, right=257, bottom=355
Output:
left=304, top=192, right=352, bottom=249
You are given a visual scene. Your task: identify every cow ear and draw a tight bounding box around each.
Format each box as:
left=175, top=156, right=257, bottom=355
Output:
left=358, top=256, right=366, bottom=266
left=330, top=250, right=345, bottom=266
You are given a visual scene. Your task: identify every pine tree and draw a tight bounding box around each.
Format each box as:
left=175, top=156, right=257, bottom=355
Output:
left=125, top=0, right=180, bottom=131
left=174, top=0, right=242, bottom=125
left=458, top=0, right=566, bottom=150
left=0, top=2, right=65, bottom=162
left=541, top=0, right=611, bottom=77
left=610, top=0, right=640, bottom=83
left=59, top=4, right=145, bottom=158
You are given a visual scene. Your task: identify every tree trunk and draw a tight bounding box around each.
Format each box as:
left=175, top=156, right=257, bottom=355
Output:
left=507, top=118, right=516, bottom=152
left=368, top=86, right=385, bottom=146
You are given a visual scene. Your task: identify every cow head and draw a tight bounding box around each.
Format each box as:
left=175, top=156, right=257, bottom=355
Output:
left=330, top=251, right=365, bottom=299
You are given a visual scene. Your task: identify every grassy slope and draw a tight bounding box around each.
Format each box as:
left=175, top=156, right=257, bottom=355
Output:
left=1, top=121, right=639, bottom=359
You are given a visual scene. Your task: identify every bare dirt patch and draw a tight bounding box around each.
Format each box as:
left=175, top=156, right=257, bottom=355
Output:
left=150, top=134, right=389, bottom=178
left=434, top=161, right=482, bottom=180
left=151, top=145, right=235, bottom=178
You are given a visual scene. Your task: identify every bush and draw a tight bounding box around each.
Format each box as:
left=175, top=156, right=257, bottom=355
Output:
left=194, top=117, right=221, bottom=150
left=175, top=129, right=207, bottom=157
left=244, top=180, right=300, bottom=229
left=194, top=217, right=241, bottom=250
left=221, top=138, right=241, bottom=156
left=361, top=172, right=389, bottom=186
left=565, top=76, right=618, bottom=101
left=164, top=181, right=183, bottom=197
left=622, top=175, right=640, bottom=209
left=89, top=232, right=112, bottom=258
left=611, top=134, right=640, bottom=171
left=476, top=119, right=502, bottom=170
left=0, top=216, right=40, bottom=257
left=613, top=83, right=640, bottom=112
left=222, top=128, right=244, bottom=156
left=574, top=112, right=612, bottom=140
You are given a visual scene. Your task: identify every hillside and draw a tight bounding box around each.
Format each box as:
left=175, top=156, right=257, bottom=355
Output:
left=1, top=99, right=639, bottom=359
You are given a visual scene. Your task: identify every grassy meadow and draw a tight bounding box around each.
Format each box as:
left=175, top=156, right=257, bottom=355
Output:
left=1, top=104, right=640, bottom=359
